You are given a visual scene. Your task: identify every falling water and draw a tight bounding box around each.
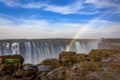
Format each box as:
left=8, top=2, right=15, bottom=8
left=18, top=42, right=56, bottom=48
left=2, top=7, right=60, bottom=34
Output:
left=0, top=39, right=101, bottom=64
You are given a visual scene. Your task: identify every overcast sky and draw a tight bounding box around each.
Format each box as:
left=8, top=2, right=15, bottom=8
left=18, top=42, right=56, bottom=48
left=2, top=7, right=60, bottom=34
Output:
left=0, top=0, right=120, bottom=39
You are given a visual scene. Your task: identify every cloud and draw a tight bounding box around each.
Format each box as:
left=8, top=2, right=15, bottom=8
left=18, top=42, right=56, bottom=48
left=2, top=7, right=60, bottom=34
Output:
left=44, top=1, right=83, bottom=14
left=84, top=0, right=120, bottom=14
left=0, top=0, right=84, bottom=14
left=0, top=16, right=52, bottom=39
left=0, top=0, right=45, bottom=8
left=78, top=18, right=120, bottom=38
left=0, top=0, right=18, bottom=7
left=79, top=25, right=120, bottom=38
left=0, top=0, right=119, bottom=39
left=0, top=0, right=120, bottom=15
left=85, top=0, right=118, bottom=8
left=0, top=15, right=119, bottom=39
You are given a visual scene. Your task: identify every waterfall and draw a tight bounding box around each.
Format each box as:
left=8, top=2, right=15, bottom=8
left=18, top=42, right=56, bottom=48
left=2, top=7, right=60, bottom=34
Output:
left=0, top=39, right=101, bottom=64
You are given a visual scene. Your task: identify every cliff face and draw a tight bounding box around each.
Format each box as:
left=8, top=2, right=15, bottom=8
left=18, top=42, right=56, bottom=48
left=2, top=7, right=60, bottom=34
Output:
left=98, top=38, right=120, bottom=49
left=0, top=38, right=119, bottom=64
left=0, top=39, right=100, bottom=64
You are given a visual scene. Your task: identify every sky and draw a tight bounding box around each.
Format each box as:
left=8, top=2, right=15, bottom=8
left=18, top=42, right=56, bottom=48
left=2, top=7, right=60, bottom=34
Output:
left=0, top=0, right=120, bottom=39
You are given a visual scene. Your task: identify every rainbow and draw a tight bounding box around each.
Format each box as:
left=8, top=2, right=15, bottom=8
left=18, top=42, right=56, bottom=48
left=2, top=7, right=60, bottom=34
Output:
left=65, top=15, right=103, bottom=51
left=65, top=27, right=88, bottom=51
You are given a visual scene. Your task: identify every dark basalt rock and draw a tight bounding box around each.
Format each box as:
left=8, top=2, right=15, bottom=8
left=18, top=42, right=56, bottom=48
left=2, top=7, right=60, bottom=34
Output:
left=59, top=51, right=76, bottom=60
left=89, top=49, right=120, bottom=62
left=0, top=64, right=16, bottom=76
left=59, top=51, right=76, bottom=66
left=72, top=54, right=90, bottom=62
left=0, top=55, right=24, bottom=76
left=0, top=49, right=120, bottom=80
left=0, top=75, right=17, bottom=80
left=65, top=64, right=83, bottom=80
left=47, top=67, right=66, bottom=80
left=0, top=55, right=24, bottom=64
left=82, top=72, right=101, bottom=80
left=13, top=65, right=38, bottom=79
left=40, top=58, right=60, bottom=67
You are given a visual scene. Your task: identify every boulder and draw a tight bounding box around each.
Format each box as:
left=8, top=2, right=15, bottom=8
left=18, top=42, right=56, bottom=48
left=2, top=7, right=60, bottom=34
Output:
left=59, top=51, right=76, bottom=60
left=0, top=55, right=24, bottom=76
left=72, top=54, right=90, bottom=62
left=40, top=58, right=60, bottom=67
left=0, top=75, right=17, bottom=80
left=0, top=64, right=15, bottom=76
left=82, top=72, right=101, bottom=80
left=80, top=61, right=102, bottom=72
left=98, top=71, right=120, bottom=80
left=65, top=64, right=83, bottom=80
left=47, top=67, right=66, bottom=80
left=109, top=63, right=120, bottom=72
left=13, top=65, right=38, bottom=79
left=89, top=49, right=113, bottom=62
left=35, top=71, right=49, bottom=80
left=0, top=55, right=24, bottom=64
left=59, top=51, right=76, bottom=66
left=89, top=49, right=120, bottom=63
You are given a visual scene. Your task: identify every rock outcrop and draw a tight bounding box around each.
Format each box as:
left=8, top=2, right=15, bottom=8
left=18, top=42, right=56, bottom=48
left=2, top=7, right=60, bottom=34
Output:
left=0, top=49, right=120, bottom=80
left=40, top=58, right=60, bottom=67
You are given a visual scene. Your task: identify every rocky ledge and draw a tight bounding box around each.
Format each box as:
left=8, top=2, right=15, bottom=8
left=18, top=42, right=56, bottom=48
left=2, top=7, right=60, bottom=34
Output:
left=0, top=49, right=120, bottom=80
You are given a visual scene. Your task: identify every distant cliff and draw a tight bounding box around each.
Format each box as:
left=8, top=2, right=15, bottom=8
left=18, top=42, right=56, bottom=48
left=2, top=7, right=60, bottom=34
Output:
left=98, top=38, right=120, bottom=49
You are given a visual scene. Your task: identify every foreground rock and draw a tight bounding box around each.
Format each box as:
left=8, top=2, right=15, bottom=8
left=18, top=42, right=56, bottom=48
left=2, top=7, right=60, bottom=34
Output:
left=40, top=58, right=60, bottom=67
left=59, top=51, right=76, bottom=66
left=0, top=49, right=120, bottom=80
left=47, top=67, right=66, bottom=80
left=0, top=55, right=23, bottom=76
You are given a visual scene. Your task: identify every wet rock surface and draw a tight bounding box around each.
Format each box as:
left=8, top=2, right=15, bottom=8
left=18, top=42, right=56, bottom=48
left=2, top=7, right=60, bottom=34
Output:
left=0, top=49, right=120, bottom=80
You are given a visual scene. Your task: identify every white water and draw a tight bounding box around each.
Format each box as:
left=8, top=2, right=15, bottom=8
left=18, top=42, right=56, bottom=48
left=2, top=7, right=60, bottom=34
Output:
left=0, top=39, right=101, bottom=64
